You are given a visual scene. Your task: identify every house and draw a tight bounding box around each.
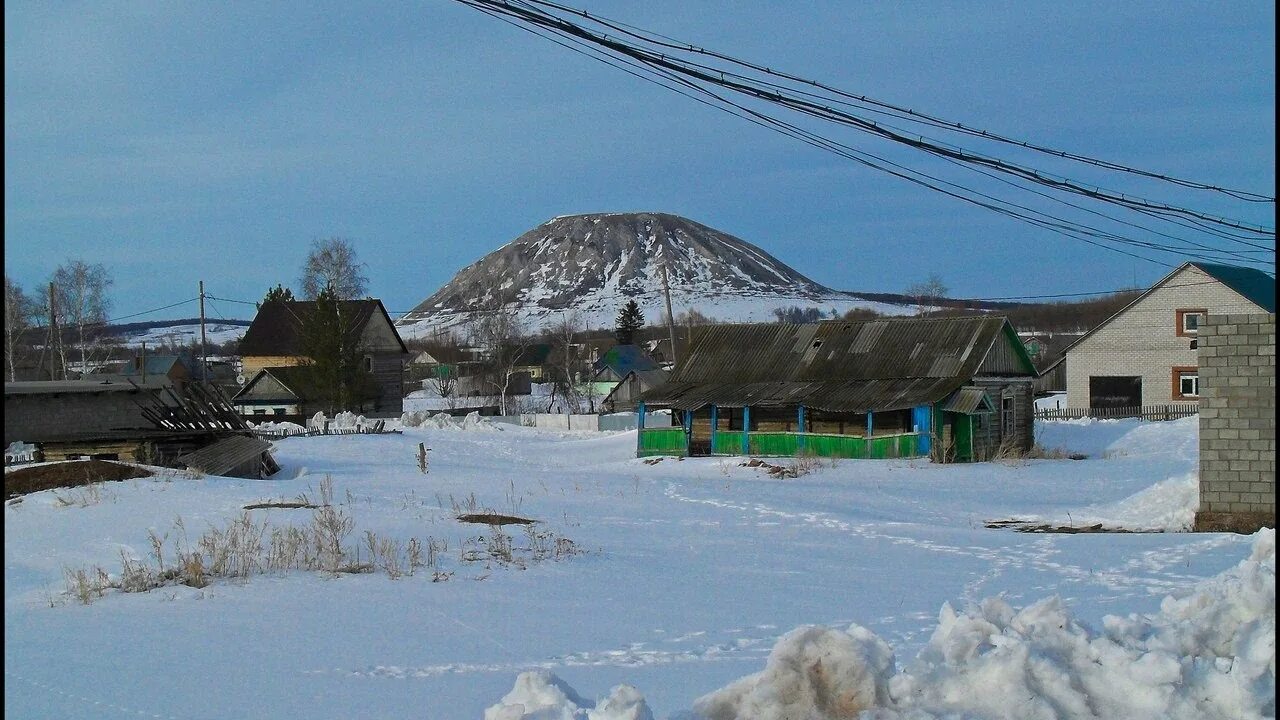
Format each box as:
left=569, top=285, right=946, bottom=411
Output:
left=231, top=366, right=312, bottom=421
left=235, top=299, right=410, bottom=417
left=3, top=379, right=276, bottom=477
left=1060, top=262, right=1275, bottom=410
left=93, top=354, right=194, bottom=388
left=601, top=369, right=670, bottom=413
left=592, top=344, right=659, bottom=382
left=1033, top=356, right=1066, bottom=396
left=635, top=316, right=1037, bottom=462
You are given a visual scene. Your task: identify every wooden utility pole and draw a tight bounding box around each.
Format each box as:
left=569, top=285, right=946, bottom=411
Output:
left=199, top=280, right=208, bottom=383
left=660, top=260, right=678, bottom=367
left=47, top=282, right=61, bottom=380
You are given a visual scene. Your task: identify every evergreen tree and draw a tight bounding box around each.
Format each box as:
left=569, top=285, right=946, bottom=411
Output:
left=258, top=284, right=295, bottom=308
left=614, top=300, right=644, bottom=345
left=297, top=287, right=376, bottom=413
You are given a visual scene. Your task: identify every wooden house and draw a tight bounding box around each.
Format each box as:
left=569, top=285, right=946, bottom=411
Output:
left=3, top=379, right=276, bottom=477
left=636, top=316, right=1037, bottom=462
left=602, top=369, right=669, bottom=412
left=1060, top=262, right=1275, bottom=410
left=235, top=299, right=409, bottom=417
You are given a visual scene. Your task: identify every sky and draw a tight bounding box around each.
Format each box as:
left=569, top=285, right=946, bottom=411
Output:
left=4, top=1, right=1275, bottom=323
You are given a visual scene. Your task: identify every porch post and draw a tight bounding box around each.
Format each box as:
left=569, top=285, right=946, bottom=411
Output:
left=797, top=405, right=806, bottom=453
left=742, top=406, right=751, bottom=455
left=710, top=405, right=719, bottom=455
left=636, top=402, right=646, bottom=456
left=865, top=411, right=873, bottom=457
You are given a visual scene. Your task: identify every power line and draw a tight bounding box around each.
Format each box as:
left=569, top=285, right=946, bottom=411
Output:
left=456, top=0, right=1275, bottom=261
left=521, top=0, right=1274, bottom=204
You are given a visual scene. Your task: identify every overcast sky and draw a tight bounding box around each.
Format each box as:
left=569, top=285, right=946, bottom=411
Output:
left=4, top=1, right=1275, bottom=323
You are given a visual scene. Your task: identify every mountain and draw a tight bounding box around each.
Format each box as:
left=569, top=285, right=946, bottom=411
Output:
left=394, top=212, right=913, bottom=337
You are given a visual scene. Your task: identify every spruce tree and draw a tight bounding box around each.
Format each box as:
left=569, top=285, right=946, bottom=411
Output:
left=614, top=300, right=644, bottom=345
left=258, top=284, right=295, bottom=308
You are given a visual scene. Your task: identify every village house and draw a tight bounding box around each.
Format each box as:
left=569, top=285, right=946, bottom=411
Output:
left=1060, top=262, right=1275, bottom=410
left=4, top=379, right=276, bottom=477
left=601, top=369, right=669, bottom=413
left=234, top=299, right=409, bottom=418
left=636, top=315, right=1037, bottom=462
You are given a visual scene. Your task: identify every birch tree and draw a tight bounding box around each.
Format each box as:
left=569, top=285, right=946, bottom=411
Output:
left=300, top=238, right=368, bottom=300
left=4, top=275, right=36, bottom=381
left=50, top=260, right=113, bottom=377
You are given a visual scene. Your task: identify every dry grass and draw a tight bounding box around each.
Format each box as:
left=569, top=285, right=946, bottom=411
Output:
left=60, top=475, right=584, bottom=603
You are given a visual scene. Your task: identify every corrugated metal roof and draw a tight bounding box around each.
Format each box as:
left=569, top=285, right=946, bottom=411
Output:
left=593, top=344, right=660, bottom=375
left=641, top=316, right=1018, bottom=412
left=4, top=379, right=170, bottom=395
left=940, top=386, right=995, bottom=414
left=176, top=435, right=274, bottom=477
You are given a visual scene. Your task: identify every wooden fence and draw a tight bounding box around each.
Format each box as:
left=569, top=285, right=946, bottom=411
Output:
left=1034, top=404, right=1199, bottom=422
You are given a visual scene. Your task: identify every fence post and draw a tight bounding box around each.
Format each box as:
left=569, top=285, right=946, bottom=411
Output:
left=417, top=443, right=429, bottom=474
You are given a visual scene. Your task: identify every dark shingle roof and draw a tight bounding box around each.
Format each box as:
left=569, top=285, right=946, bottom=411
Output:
left=1190, top=262, right=1276, bottom=313
left=232, top=366, right=314, bottom=402
left=238, top=300, right=407, bottom=356
left=593, top=345, right=659, bottom=375
left=641, top=316, right=1025, bottom=412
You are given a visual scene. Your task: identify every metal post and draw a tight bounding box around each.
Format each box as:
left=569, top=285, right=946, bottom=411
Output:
left=865, top=411, right=873, bottom=458
left=797, top=405, right=806, bottom=454
left=741, top=406, right=751, bottom=455
left=710, top=405, right=719, bottom=455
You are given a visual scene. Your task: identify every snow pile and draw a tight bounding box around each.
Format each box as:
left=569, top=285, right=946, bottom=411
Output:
left=1044, top=471, right=1200, bottom=532
left=399, top=410, right=502, bottom=431
left=484, top=670, right=653, bottom=720
left=693, top=623, right=895, bottom=719
left=490, top=530, right=1273, bottom=720
left=246, top=420, right=307, bottom=434
left=711, top=527, right=1272, bottom=720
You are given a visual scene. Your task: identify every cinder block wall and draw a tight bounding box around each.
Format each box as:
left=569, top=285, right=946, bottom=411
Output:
left=1194, top=313, right=1275, bottom=533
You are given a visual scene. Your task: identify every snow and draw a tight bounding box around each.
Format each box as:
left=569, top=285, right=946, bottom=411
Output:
left=4, top=416, right=1271, bottom=718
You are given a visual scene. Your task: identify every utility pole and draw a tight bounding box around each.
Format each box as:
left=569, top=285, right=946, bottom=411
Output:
left=199, top=280, right=208, bottom=383
left=660, top=258, right=678, bottom=367
left=47, top=282, right=61, bottom=380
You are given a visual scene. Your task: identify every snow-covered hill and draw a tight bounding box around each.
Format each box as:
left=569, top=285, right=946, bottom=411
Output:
left=107, top=320, right=251, bottom=349
left=395, top=212, right=913, bottom=338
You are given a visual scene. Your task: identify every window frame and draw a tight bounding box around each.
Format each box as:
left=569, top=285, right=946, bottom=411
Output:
left=1172, top=365, right=1200, bottom=400
left=1175, top=308, right=1207, bottom=337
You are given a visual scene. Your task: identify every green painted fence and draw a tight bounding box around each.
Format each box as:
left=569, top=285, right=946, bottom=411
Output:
left=719, top=432, right=921, bottom=459
left=641, top=429, right=922, bottom=459
left=637, top=428, right=687, bottom=457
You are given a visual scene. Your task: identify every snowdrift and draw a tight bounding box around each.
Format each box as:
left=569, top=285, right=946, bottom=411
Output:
left=489, top=529, right=1275, bottom=719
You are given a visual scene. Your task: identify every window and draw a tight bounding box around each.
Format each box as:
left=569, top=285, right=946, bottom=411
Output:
left=364, top=355, right=374, bottom=373
left=1001, top=395, right=1016, bottom=438
left=1173, top=366, right=1199, bottom=399
left=1176, top=309, right=1207, bottom=337
left=273, top=408, right=286, bottom=416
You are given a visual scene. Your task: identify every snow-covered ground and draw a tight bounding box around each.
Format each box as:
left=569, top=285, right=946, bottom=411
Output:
left=111, top=321, right=250, bottom=349
left=4, top=417, right=1272, bottom=719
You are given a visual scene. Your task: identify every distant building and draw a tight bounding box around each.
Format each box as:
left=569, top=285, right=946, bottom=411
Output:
left=1061, top=262, right=1275, bottom=410
left=235, top=299, right=410, bottom=417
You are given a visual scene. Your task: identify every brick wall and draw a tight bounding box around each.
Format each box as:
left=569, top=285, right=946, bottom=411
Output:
left=1194, top=313, right=1275, bottom=533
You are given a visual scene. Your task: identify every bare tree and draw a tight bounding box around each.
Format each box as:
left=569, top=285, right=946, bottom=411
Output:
left=49, top=260, right=114, bottom=377
left=547, top=311, right=584, bottom=413
left=466, top=283, right=531, bottom=416
left=4, top=275, right=36, bottom=381
left=906, top=273, right=948, bottom=315
left=427, top=366, right=459, bottom=410
left=300, top=237, right=368, bottom=300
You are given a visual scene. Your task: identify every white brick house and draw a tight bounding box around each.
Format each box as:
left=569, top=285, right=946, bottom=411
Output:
left=1062, top=262, right=1276, bottom=409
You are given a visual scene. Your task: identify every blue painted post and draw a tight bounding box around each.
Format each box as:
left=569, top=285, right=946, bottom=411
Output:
left=683, top=410, right=692, bottom=456
left=636, top=402, right=646, bottom=456
left=865, top=411, right=873, bottom=458
left=742, top=406, right=751, bottom=455
left=797, top=405, right=806, bottom=454
left=710, top=405, right=719, bottom=455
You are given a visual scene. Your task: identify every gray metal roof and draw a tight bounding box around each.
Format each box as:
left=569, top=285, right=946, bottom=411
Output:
left=176, top=435, right=274, bottom=477
left=640, top=316, right=1017, bottom=412
left=940, top=386, right=996, bottom=414
left=4, top=379, right=171, bottom=395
